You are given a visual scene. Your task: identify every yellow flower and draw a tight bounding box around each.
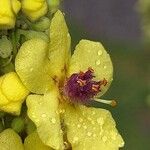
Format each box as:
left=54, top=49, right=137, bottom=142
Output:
left=0, top=0, right=21, bottom=29
left=0, top=129, right=24, bottom=150
left=0, top=72, right=29, bottom=115
left=0, top=129, right=52, bottom=150
left=21, top=0, right=48, bottom=21
left=15, top=10, right=124, bottom=149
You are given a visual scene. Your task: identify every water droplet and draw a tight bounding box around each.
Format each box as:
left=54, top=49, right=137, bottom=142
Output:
left=111, top=131, right=117, bottom=140
left=73, top=136, right=79, bottom=143
left=83, top=125, right=87, bottom=130
left=38, top=101, right=42, bottom=105
left=41, top=113, right=46, bottom=118
left=98, top=50, right=102, bottom=56
left=87, top=132, right=92, bottom=137
left=55, top=110, right=59, bottom=114
left=92, top=111, right=96, bottom=115
left=103, top=65, right=107, bottom=69
left=79, top=118, right=83, bottom=123
left=51, top=118, right=56, bottom=124
left=64, top=141, right=70, bottom=149
left=102, top=136, right=107, bottom=142
left=67, top=33, right=70, bottom=37
left=91, top=120, right=95, bottom=125
left=30, top=68, right=33, bottom=72
left=97, top=117, right=104, bottom=125
left=87, top=117, right=92, bottom=121
left=77, top=124, right=81, bottom=128
left=59, top=109, right=65, bottom=114
left=96, top=60, right=101, bottom=65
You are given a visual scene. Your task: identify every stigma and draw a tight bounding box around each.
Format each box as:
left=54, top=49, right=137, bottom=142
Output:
left=64, top=68, right=108, bottom=104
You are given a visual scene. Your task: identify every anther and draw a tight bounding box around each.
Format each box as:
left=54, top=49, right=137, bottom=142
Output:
left=94, top=98, right=117, bottom=107
left=92, top=84, right=100, bottom=92
left=88, top=67, right=94, bottom=73
left=77, top=79, right=86, bottom=86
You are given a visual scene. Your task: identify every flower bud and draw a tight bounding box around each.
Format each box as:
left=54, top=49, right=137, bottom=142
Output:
left=0, top=0, right=21, bottom=29
left=22, top=0, right=48, bottom=21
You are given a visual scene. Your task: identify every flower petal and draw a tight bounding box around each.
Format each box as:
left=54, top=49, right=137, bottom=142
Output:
left=63, top=104, right=124, bottom=150
left=0, top=77, right=9, bottom=106
left=26, top=88, right=64, bottom=150
left=22, top=0, right=48, bottom=21
left=15, top=38, right=54, bottom=94
left=0, top=72, right=29, bottom=115
left=0, top=101, right=22, bottom=116
left=68, top=40, right=113, bottom=97
left=0, top=129, right=24, bottom=150
left=1, top=72, right=29, bottom=102
left=48, top=10, right=71, bottom=81
left=24, top=132, right=52, bottom=150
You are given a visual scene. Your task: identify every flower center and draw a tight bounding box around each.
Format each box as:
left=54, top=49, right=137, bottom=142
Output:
left=63, top=68, right=107, bottom=104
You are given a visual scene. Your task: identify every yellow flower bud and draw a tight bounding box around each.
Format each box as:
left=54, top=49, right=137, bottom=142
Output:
left=22, top=0, right=48, bottom=21
left=0, top=0, right=21, bottom=29
left=0, top=72, right=29, bottom=115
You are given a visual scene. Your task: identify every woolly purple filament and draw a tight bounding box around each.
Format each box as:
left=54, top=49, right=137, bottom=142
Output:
left=64, top=68, right=107, bottom=104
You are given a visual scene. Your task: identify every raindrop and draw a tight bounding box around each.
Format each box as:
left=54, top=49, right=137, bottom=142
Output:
left=98, top=50, right=102, bottom=56
left=93, top=134, right=96, bottom=138
left=51, top=118, right=56, bottom=124
left=96, top=60, right=101, bottom=65
left=92, top=111, right=96, bottom=115
left=30, top=68, right=33, bottom=72
left=91, top=120, right=95, bottom=125
left=77, top=124, right=81, bottom=128
left=73, top=136, right=79, bottom=143
left=83, top=125, right=87, bottom=130
left=87, top=132, right=92, bottom=137
left=41, top=113, right=47, bottom=118
left=97, top=117, right=104, bottom=125
left=79, top=118, right=83, bottom=123
left=103, top=65, right=107, bottom=69
left=102, top=136, right=107, bottom=142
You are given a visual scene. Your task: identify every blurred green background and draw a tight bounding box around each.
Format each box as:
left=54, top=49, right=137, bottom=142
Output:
left=62, top=0, right=150, bottom=149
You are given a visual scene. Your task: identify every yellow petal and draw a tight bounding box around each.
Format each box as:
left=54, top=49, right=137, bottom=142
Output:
left=11, top=0, right=21, bottom=14
left=26, top=88, right=64, bottom=150
left=0, top=0, right=21, bottom=29
left=0, top=129, right=24, bottom=150
left=48, top=10, right=71, bottom=81
left=1, top=72, right=29, bottom=102
left=22, top=0, right=48, bottom=21
left=0, top=101, right=22, bottom=115
left=15, top=39, right=54, bottom=94
left=63, top=104, right=124, bottom=150
left=24, top=132, right=53, bottom=150
left=0, top=77, right=9, bottom=106
left=68, top=40, right=113, bottom=97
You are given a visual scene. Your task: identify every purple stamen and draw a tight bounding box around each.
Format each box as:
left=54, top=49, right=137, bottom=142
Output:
left=63, top=68, right=107, bottom=104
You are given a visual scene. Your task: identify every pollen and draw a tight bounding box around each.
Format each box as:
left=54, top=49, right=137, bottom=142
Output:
left=63, top=68, right=108, bottom=104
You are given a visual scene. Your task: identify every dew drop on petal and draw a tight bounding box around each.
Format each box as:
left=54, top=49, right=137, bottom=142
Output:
left=41, top=113, right=47, bottom=118
left=98, top=50, right=103, bottom=56
left=102, top=136, right=107, bottom=142
left=30, top=68, right=33, bottom=72
left=97, top=117, right=104, bottom=125
left=93, top=133, right=96, bottom=138
left=73, top=136, right=79, bottom=144
left=77, top=124, right=81, bottom=128
left=96, top=60, right=101, bottom=65
left=79, top=118, right=83, bottom=123
left=50, top=118, right=56, bottom=124
left=83, top=125, right=87, bottom=130
left=87, top=132, right=92, bottom=137
left=103, top=65, right=107, bottom=69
